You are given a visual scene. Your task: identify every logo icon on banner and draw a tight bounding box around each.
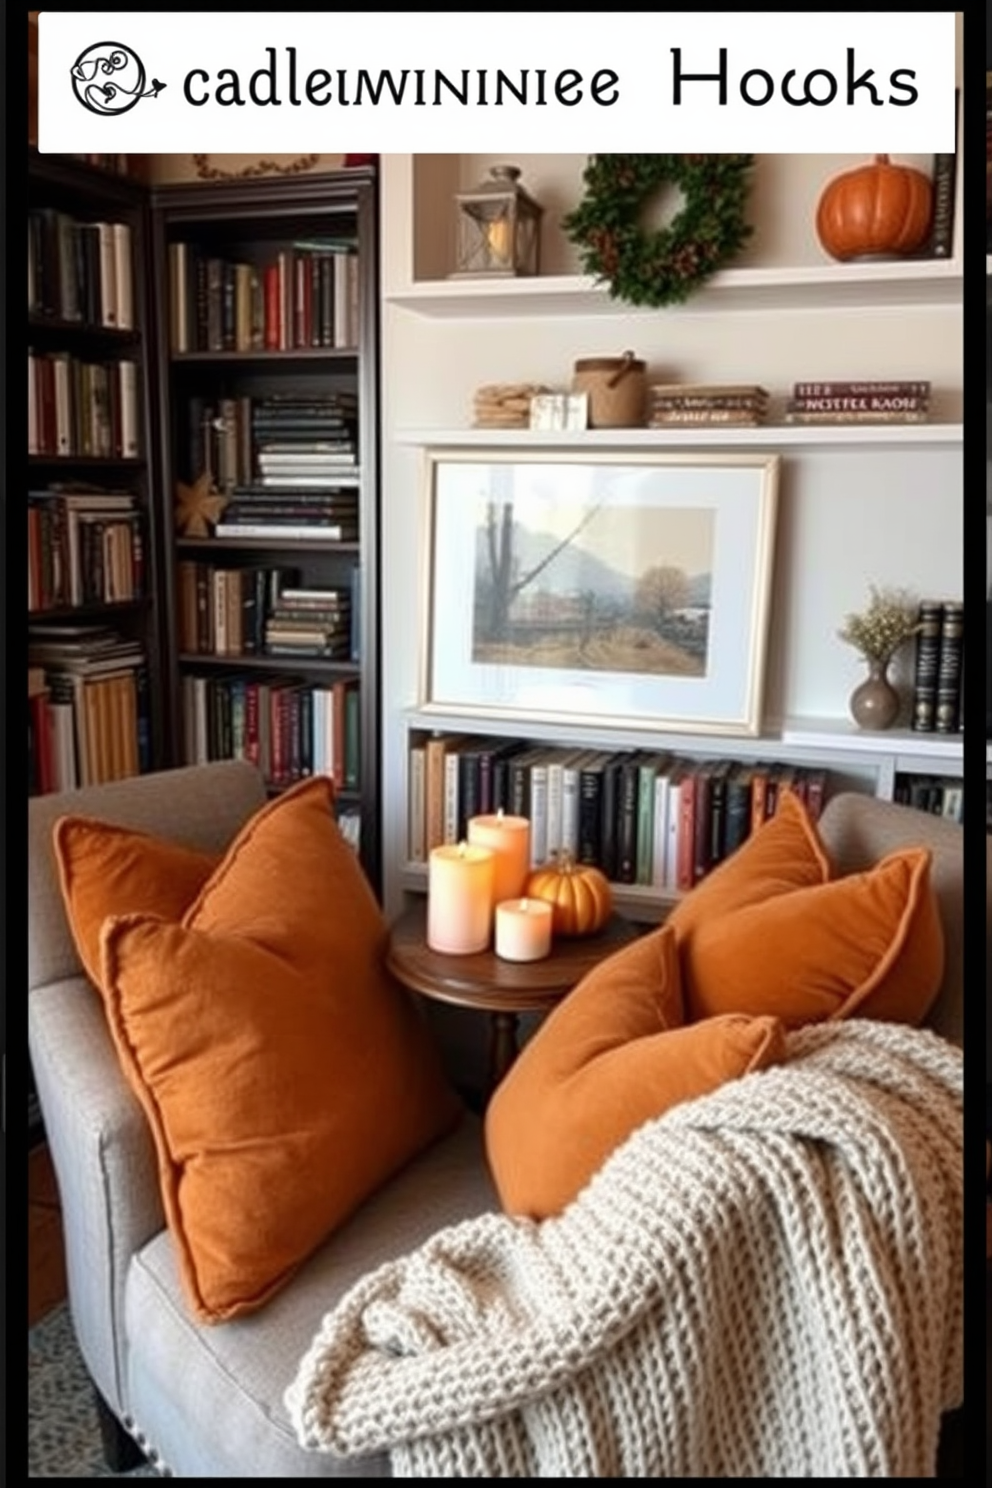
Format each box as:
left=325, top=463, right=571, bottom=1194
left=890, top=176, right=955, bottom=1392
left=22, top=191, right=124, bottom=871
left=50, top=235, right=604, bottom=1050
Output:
left=70, top=42, right=166, bottom=116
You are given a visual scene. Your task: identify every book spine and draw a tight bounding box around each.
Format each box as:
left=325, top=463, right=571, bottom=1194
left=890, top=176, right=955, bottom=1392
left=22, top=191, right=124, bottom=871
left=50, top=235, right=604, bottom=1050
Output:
left=676, top=767, right=697, bottom=892
left=934, top=600, right=963, bottom=733
left=544, top=754, right=564, bottom=863
left=577, top=760, right=604, bottom=867
left=408, top=740, right=427, bottom=861
left=910, top=600, right=943, bottom=732
left=692, top=764, right=714, bottom=885
left=560, top=757, right=582, bottom=860
left=791, top=380, right=930, bottom=397
left=598, top=753, right=622, bottom=883
left=635, top=761, right=657, bottom=886
left=787, top=394, right=928, bottom=414
left=528, top=758, right=549, bottom=867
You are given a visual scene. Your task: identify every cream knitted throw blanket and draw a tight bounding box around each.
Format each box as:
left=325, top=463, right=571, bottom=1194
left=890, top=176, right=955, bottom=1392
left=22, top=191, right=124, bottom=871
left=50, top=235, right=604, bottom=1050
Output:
left=286, top=1020, right=963, bottom=1477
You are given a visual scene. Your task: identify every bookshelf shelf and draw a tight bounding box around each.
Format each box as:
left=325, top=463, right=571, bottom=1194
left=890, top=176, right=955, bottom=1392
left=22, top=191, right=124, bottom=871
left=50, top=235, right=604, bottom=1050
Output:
left=178, top=652, right=362, bottom=678
left=396, top=424, right=963, bottom=451
left=402, top=706, right=962, bottom=770
left=176, top=537, right=361, bottom=555
left=171, top=348, right=358, bottom=366
left=28, top=316, right=142, bottom=344
left=387, top=259, right=962, bottom=320
left=29, top=455, right=147, bottom=469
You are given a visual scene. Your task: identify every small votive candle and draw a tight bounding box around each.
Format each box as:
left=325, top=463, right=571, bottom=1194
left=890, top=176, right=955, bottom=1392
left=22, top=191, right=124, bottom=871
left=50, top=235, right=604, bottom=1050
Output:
left=467, top=810, right=531, bottom=905
left=494, top=898, right=553, bottom=963
left=427, top=842, right=495, bottom=954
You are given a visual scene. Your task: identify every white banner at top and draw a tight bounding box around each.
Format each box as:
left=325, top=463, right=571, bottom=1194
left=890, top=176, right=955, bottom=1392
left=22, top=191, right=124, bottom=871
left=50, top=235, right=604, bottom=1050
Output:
left=38, top=12, right=957, bottom=154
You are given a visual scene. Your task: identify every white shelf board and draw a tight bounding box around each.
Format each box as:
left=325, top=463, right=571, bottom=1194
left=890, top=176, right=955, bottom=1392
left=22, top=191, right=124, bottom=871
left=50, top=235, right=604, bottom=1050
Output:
left=395, top=424, right=962, bottom=451
left=778, top=718, right=963, bottom=763
left=387, top=259, right=962, bottom=319
left=404, top=707, right=963, bottom=768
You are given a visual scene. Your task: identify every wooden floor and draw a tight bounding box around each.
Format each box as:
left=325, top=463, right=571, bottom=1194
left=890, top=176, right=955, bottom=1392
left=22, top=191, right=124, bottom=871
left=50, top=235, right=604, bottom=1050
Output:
left=29, top=1142, right=67, bottom=1328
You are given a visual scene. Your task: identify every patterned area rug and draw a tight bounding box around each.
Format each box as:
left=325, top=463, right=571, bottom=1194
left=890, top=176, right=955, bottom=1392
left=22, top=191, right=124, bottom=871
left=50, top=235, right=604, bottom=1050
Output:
left=29, top=1305, right=158, bottom=1478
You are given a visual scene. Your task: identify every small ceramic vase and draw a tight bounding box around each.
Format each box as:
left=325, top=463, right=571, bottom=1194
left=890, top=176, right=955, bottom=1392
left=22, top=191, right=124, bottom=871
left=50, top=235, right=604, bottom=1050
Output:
left=849, top=658, right=900, bottom=730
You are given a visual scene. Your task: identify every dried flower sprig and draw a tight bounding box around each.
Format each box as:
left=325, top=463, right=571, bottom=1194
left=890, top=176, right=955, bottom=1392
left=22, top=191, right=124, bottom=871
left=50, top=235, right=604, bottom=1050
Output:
left=838, top=586, right=921, bottom=665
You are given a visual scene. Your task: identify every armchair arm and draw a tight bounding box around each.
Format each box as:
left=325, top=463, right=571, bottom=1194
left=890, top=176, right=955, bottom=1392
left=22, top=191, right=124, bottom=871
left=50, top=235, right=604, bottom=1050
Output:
left=30, top=975, right=163, bottom=1421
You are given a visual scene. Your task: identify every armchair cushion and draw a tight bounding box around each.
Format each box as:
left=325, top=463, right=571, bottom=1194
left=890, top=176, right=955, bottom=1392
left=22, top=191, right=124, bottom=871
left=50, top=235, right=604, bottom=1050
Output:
left=667, top=789, right=831, bottom=947
left=681, top=845, right=943, bottom=1029
left=53, top=815, right=218, bottom=992
left=99, top=776, right=463, bottom=1324
left=485, top=924, right=785, bottom=1219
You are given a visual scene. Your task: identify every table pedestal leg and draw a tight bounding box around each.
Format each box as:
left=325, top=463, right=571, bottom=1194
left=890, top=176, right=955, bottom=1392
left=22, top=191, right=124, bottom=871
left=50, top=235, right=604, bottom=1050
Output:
left=488, top=1011, right=520, bottom=1093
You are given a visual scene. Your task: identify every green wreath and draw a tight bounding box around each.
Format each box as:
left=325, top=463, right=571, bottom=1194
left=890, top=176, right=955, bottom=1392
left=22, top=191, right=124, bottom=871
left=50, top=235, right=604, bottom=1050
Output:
left=562, top=154, right=755, bottom=308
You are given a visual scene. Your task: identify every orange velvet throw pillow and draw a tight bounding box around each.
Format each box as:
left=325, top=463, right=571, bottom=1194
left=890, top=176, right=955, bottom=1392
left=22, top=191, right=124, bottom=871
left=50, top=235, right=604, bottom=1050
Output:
left=680, top=846, right=943, bottom=1029
left=99, top=776, right=462, bottom=1323
left=485, top=926, right=785, bottom=1220
left=666, top=788, right=832, bottom=949
left=53, top=815, right=218, bottom=992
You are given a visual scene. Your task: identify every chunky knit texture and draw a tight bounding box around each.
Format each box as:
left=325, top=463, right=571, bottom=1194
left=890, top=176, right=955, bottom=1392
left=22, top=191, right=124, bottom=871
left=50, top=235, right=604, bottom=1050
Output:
left=286, top=1020, right=962, bottom=1477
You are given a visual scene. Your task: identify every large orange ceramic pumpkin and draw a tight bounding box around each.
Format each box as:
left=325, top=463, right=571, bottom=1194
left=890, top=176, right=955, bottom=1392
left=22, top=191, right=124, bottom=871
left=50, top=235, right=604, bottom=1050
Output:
left=815, top=154, right=933, bottom=261
left=523, top=854, right=613, bottom=938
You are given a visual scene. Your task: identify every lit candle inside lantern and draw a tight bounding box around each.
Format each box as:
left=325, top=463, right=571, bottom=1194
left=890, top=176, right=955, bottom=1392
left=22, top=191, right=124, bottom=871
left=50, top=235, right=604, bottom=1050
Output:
left=467, top=810, right=531, bottom=905
left=494, top=898, right=553, bottom=963
left=485, top=217, right=511, bottom=265
left=427, top=842, right=495, bottom=954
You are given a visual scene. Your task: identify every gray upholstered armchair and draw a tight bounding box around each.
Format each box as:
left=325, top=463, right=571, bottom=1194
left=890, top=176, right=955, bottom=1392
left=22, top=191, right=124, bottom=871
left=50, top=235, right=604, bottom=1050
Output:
left=28, top=761, right=964, bottom=1476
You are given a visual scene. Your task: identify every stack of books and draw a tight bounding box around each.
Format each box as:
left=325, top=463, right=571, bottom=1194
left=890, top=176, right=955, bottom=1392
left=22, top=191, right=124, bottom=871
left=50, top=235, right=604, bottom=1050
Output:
left=784, top=380, right=930, bottom=425
left=28, top=485, right=144, bottom=611
left=28, top=210, right=134, bottom=328
left=910, top=598, right=963, bottom=733
left=647, top=384, right=769, bottom=427
left=28, top=623, right=149, bottom=788
left=263, top=585, right=353, bottom=659
left=215, top=392, right=360, bottom=540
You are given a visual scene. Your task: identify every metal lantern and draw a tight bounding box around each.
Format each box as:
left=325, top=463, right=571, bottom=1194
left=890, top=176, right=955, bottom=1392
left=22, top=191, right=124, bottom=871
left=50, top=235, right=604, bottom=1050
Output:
left=451, top=164, right=543, bottom=279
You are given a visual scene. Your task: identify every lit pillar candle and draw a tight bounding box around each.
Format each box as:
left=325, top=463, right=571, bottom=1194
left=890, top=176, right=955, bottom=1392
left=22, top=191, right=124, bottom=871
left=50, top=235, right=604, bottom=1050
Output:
left=494, top=898, right=553, bottom=963
left=467, top=810, right=531, bottom=905
left=427, top=842, right=495, bottom=954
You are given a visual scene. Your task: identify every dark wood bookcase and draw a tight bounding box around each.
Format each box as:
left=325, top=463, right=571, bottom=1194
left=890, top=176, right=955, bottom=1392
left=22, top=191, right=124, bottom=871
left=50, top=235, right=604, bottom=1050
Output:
left=28, top=151, right=168, bottom=785
left=148, top=170, right=382, bottom=894
left=28, top=151, right=166, bottom=1143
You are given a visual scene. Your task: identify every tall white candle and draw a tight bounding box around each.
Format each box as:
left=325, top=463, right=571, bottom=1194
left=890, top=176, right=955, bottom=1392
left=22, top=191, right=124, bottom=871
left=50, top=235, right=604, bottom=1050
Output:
left=427, top=842, right=495, bottom=954
left=467, top=810, right=531, bottom=905
left=494, top=898, right=553, bottom=963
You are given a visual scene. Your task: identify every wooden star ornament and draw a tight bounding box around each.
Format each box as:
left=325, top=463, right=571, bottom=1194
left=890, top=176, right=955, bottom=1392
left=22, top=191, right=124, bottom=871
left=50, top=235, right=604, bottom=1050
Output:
left=175, top=472, right=228, bottom=537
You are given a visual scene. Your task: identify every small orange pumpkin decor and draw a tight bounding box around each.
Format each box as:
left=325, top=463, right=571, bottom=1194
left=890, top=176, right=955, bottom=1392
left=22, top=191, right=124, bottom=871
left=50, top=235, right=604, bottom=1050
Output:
left=815, top=154, right=933, bottom=261
left=523, top=854, right=613, bottom=938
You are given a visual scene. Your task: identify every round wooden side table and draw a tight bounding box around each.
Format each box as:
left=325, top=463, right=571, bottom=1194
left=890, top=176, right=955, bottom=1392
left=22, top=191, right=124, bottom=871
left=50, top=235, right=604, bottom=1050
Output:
left=386, top=901, right=639, bottom=1096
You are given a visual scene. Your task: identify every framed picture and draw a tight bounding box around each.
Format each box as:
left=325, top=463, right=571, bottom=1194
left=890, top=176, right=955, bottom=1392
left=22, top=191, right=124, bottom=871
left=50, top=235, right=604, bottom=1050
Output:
left=419, top=449, right=780, bottom=736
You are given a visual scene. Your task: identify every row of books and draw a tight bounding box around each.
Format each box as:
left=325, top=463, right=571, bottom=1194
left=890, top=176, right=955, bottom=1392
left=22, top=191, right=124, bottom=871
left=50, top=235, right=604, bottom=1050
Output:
left=892, top=772, right=963, bottom=822
left=176, top=563, right=359, bottom=660
left=28, top=351, right=141, bottom=459
left=911, top=598, right=963, bottom=733
left=408, top=732, right=828, bottom=893
left=641, top=378, right=934, bottom=429
left=785, top=379, right=931, bottom=425
left=28, top=211, right=134, bottom=329
left=168, top=238, right=360, bottom=355
left=181, top=672, right=360, bottom=793
left=185, top=391, right=358, bottom=492
left=28, top=487, right=145, bottom=612
left=28, top=629, right=151, bottom=793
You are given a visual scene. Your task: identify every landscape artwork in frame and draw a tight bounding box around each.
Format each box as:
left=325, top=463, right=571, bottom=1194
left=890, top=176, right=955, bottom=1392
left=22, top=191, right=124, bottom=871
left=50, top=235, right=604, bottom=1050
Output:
left=421, top=450, right=780, bottom=736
